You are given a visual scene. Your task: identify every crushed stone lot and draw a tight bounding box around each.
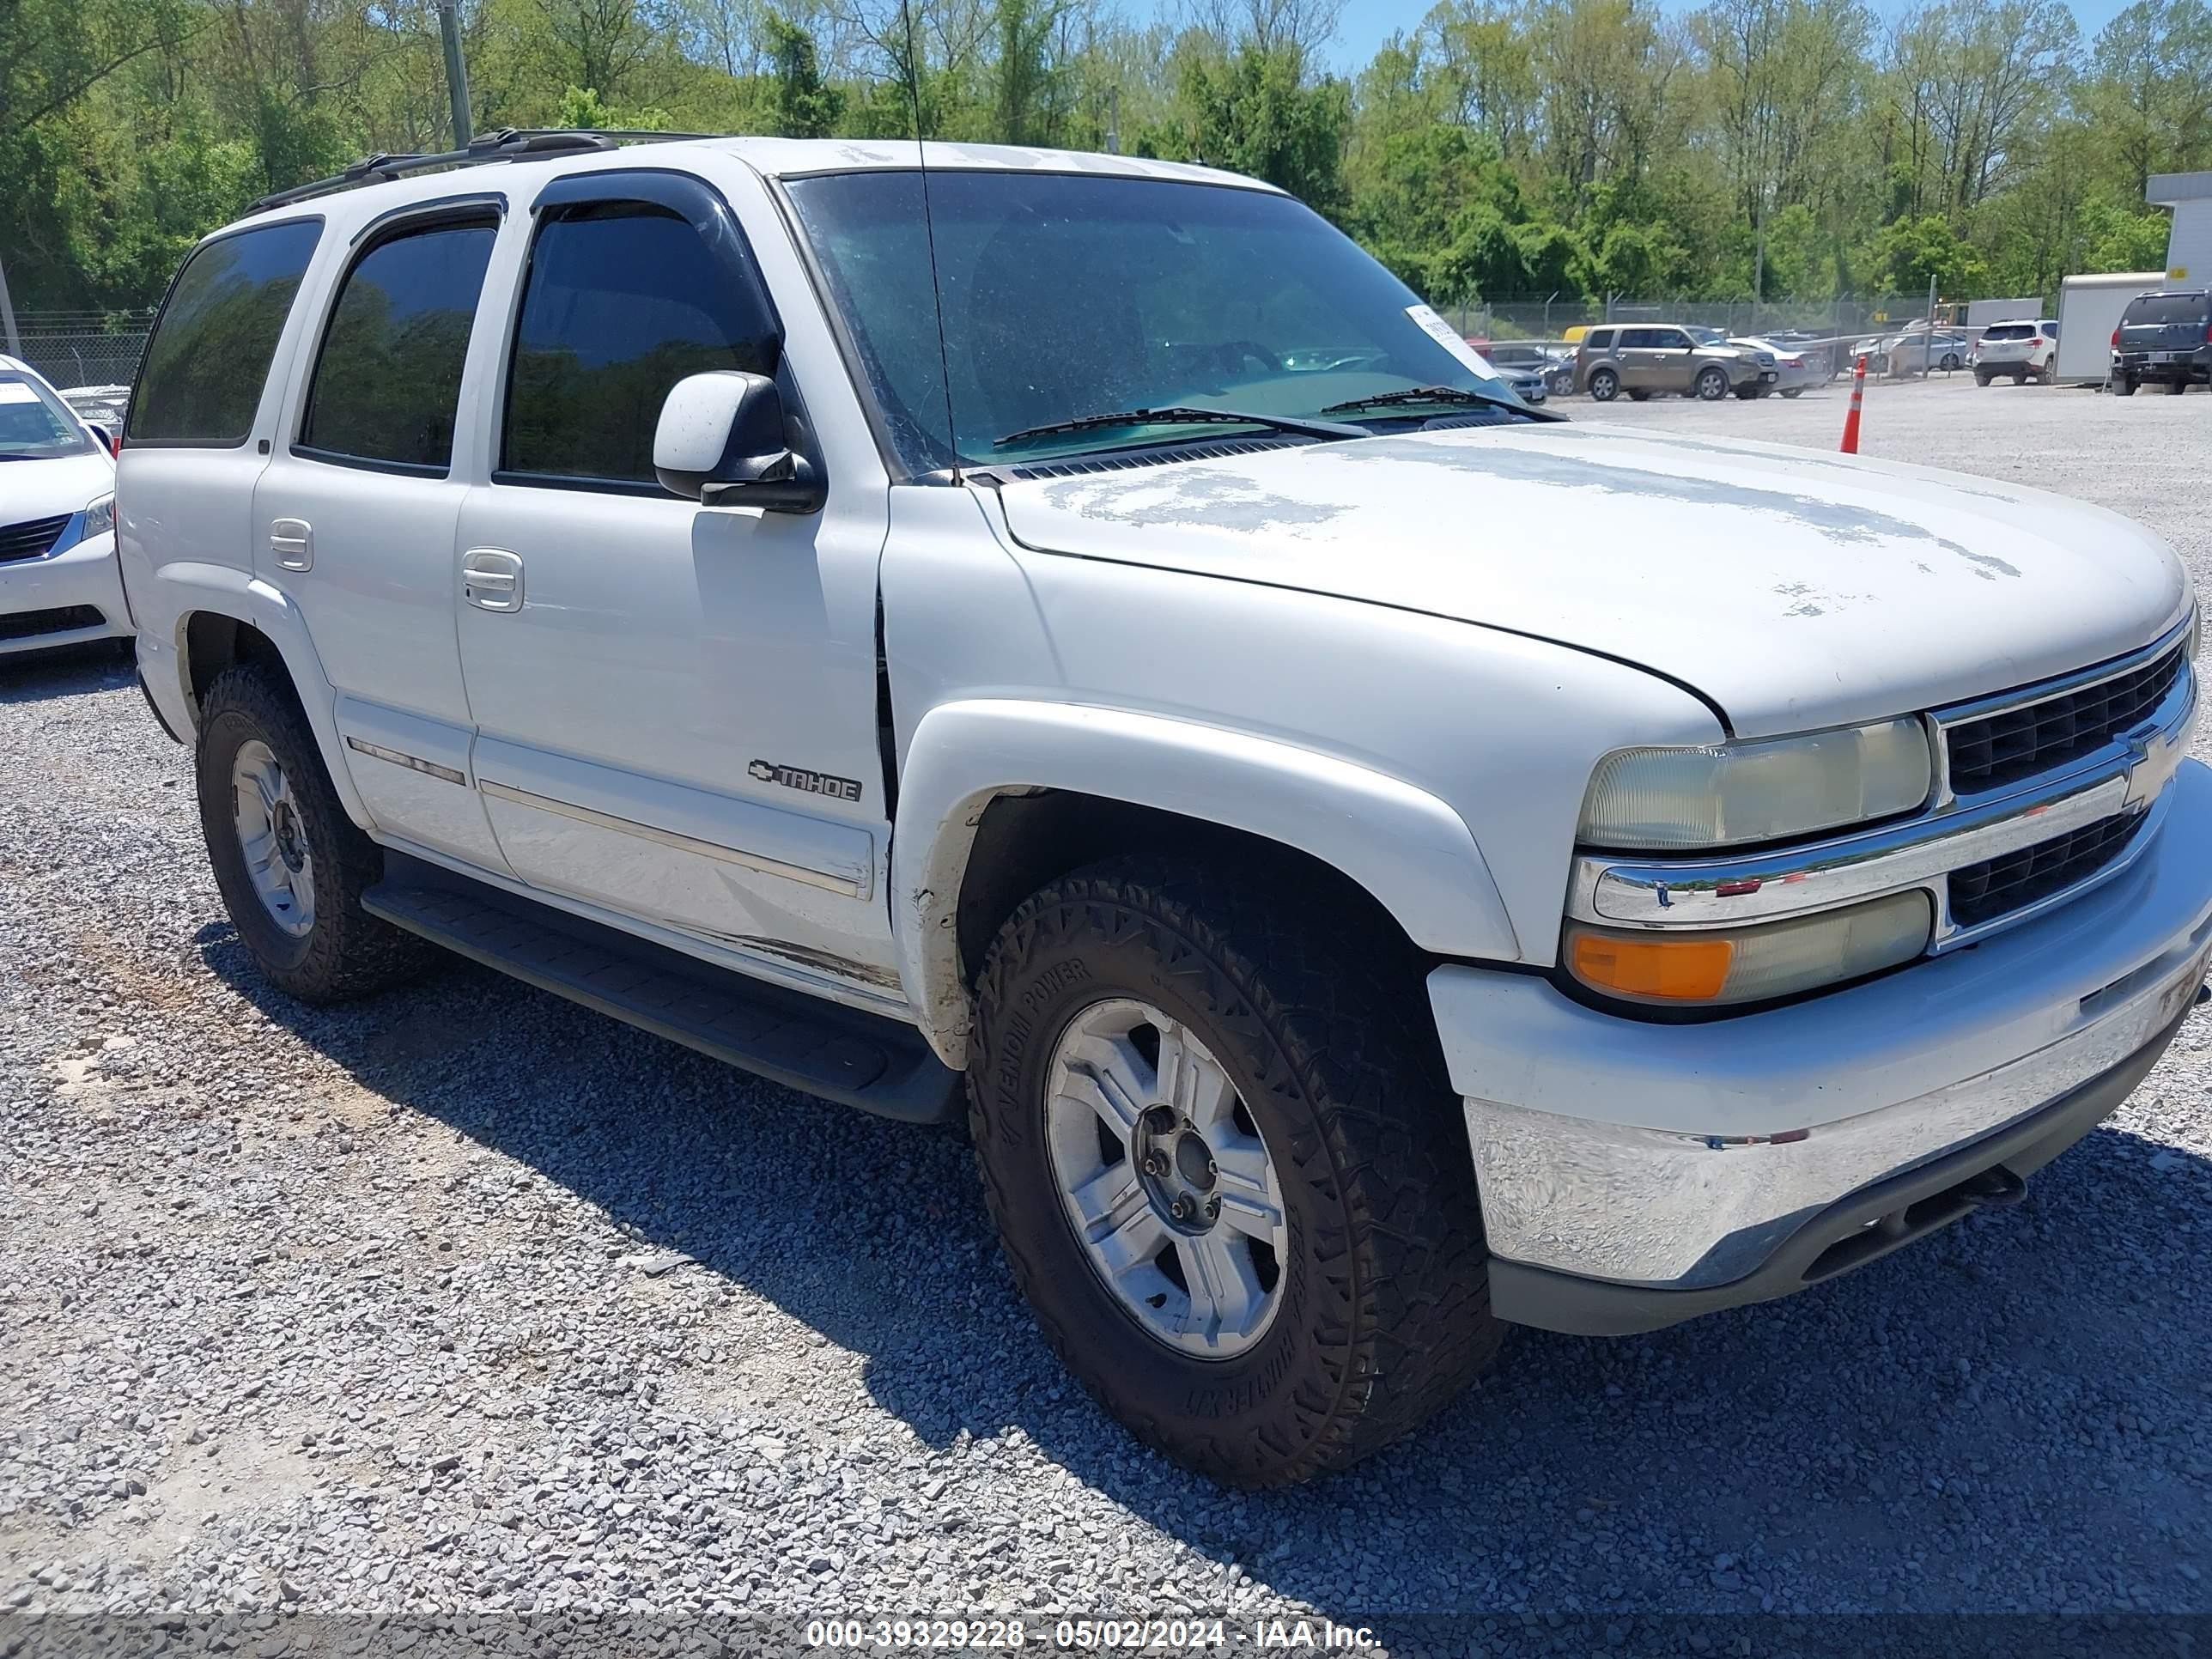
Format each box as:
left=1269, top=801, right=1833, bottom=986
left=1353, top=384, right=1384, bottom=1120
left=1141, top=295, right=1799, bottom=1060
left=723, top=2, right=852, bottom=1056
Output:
left=4, top=371, right=2212, bottom=1650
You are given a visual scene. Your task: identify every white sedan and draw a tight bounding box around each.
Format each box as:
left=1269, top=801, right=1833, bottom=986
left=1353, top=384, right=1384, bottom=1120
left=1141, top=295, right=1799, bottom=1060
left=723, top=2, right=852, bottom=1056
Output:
left=0, top=355, right=128, bottom=657
left=1728, top=335, right=1820, bottom=397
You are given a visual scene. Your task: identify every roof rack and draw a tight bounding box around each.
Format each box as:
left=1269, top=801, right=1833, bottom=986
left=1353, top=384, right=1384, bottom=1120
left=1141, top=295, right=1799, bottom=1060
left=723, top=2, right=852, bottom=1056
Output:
left=245, top=127, right=729, bottom=216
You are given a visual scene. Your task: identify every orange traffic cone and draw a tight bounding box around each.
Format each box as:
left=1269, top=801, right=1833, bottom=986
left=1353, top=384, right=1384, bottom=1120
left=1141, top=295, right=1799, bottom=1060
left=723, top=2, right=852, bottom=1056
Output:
left=1839, top=355, right=1867, bottom=453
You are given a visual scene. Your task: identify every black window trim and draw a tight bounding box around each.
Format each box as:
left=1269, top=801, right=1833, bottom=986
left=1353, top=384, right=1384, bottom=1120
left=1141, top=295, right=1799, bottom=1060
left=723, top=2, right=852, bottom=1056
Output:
left=491, top=167, right=787, bottom=498
left=288, top=198, right=505, bottom=481
left=124, top=213, right=326, bottom=451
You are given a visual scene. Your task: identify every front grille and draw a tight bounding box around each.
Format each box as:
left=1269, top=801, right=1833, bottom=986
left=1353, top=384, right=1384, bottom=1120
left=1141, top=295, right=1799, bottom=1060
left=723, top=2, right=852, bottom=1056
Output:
left=1946, top=642, right=2188, bottom=795
left=0, top=514, right=70, bottom=565
left=1948, top=811, right=2148, bottom=928
left=0, top=604, right=105, bottom=642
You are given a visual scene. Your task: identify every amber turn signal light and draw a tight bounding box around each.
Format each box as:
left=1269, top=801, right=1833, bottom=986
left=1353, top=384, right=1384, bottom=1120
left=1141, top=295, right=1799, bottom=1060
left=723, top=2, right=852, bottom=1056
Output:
left=1568, top=932, right=1735, bottom=1001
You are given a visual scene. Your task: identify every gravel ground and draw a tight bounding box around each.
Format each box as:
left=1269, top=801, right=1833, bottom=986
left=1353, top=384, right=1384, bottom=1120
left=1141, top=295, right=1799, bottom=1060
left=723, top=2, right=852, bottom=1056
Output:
left=4, top=373, right=2212, bottom=1651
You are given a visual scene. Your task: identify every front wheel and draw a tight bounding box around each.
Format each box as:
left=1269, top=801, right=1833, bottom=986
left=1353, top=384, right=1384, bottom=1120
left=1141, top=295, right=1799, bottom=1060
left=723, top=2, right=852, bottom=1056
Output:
left=1587, top=366, right=1620, bottom=402
left=968, top=860, right=1501, bottom=1486
left=1695, top=366, right=1730, bottom=400
left=196, top=665, right=430, bottom=1002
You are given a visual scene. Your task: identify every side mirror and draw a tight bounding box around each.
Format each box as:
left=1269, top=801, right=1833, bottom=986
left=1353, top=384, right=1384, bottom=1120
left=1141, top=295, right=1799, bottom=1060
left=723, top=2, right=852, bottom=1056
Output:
left=653, top=371, right=824, bottom=514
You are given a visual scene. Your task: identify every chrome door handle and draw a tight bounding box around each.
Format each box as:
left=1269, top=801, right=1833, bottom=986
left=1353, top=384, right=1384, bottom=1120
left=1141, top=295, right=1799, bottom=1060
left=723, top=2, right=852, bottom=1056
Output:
left=462, top=549, right=524, bottom=612
left=270, top=519, right=313, bottom=572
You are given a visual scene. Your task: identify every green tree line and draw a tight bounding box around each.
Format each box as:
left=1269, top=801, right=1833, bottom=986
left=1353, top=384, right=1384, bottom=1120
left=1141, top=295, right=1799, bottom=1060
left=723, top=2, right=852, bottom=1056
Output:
left=4, top=0, right=2207, bottom=314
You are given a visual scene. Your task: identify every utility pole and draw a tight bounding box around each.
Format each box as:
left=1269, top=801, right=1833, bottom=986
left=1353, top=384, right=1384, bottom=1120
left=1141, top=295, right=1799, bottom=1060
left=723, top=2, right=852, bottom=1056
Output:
left=1923, top=273, right=1937, bottom=380
left=0, top=249, right=21, bottom=360
left=437, top=0, right=473, bottom=147
left=1105, top=86, right=1121, bottom=155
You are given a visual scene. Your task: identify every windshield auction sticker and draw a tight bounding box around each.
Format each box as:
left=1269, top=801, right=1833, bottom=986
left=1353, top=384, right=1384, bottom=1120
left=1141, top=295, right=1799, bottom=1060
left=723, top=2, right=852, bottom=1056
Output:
left=1404, top=304, right=1503, bottom=380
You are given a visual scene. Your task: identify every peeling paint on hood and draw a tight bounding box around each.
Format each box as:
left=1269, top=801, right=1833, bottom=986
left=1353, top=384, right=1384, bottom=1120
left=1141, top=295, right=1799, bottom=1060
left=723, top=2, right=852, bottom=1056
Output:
left=994, top=421, right=2192, bottom=738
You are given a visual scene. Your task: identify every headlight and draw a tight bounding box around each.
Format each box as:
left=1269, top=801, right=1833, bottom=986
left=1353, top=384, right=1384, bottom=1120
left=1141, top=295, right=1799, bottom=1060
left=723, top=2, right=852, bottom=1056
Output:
left=81, top=493, right=116, bottom=541
left=1578, top=720, right=1933, bottom=851
left=1565, top=890, right=1932, bottom=1007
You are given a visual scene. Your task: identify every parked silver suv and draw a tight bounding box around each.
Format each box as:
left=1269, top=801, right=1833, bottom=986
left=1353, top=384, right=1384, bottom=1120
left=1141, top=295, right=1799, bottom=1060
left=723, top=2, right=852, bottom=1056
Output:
left=1576, top=324, right=1774, bottom=402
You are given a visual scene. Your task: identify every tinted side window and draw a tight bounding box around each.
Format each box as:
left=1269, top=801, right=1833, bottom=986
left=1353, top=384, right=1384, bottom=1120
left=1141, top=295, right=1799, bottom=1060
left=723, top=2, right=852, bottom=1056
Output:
left=502, top=204, right=777, bottom=486
left=1620, top=328, right=1661, bottom=349
left=129, top=219, right=323, bottom=447
left=299, top=220, right=497, bottom=472
left=1584, top=329, right=1614, bottom=350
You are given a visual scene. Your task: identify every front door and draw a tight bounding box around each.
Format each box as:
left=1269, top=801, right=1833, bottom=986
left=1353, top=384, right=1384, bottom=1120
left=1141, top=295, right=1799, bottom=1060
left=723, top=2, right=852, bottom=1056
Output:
left=453, top=169, right=898, bottom=998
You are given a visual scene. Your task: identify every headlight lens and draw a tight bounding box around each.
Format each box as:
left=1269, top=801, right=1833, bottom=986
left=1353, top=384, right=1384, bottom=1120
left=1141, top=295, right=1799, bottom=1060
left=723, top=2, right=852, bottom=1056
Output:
left=1578, top=720, right=1932, bottom=850
left=1565, top=890, right=1932, bottom=1007
left=80, top=493, right=116, bottom=541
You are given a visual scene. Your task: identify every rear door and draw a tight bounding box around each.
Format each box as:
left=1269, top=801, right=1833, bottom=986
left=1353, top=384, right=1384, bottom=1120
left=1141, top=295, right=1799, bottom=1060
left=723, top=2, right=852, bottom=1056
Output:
left=249, top=198, right=513, bottom=873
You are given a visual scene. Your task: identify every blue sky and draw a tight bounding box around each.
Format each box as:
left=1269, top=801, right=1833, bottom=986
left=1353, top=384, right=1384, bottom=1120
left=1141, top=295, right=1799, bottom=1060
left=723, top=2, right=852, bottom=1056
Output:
left=1131, top=0, right=2134, bottom=70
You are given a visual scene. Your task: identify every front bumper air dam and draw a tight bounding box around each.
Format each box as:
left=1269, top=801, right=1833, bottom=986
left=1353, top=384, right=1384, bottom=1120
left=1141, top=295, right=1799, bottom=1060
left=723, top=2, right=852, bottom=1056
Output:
left=1429, top=757, right=2212, bottom=1337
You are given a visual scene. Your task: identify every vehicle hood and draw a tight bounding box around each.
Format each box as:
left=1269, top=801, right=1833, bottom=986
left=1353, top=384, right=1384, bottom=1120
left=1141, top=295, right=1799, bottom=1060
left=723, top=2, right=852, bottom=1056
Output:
left=992, top=422, right=2192, bottom=738
left=1, top=451, right=113, bottom=525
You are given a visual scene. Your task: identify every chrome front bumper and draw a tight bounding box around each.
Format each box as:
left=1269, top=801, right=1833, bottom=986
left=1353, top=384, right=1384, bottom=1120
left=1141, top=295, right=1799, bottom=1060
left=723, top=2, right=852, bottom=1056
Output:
left=1431, top=758, right=2212, bottom=1322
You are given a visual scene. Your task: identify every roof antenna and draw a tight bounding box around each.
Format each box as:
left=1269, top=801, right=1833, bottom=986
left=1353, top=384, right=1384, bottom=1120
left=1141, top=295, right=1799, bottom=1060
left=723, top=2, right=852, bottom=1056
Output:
left=898, top=0, right=962, bottom=483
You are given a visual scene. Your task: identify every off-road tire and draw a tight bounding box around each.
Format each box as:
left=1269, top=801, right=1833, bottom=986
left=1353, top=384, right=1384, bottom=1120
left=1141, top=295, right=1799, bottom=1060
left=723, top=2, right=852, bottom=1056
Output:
left=1695, top=366, right=1729, bottom=400
left=1587, top=366, right=1620, bottom=402
left=196, top=664, right=430, bottom=1002
left=967, top=858, right=1501, bottom=1487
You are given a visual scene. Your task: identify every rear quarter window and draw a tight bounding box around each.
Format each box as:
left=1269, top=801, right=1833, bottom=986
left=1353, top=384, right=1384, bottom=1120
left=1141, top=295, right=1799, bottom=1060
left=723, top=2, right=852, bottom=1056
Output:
left=128, top=218, right=323, bottom=447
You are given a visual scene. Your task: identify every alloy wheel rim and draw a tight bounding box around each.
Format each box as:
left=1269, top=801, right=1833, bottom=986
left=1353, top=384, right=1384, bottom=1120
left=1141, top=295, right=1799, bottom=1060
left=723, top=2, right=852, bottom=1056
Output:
left=1044, top=998, right=1289, bottom=1360
left=231, top=739, right=315, bottom=939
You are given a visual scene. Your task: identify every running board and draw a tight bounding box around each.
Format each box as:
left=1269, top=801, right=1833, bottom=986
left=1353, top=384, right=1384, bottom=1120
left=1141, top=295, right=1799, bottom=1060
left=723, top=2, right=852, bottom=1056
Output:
left=361, top=866, right=961, bottom=1125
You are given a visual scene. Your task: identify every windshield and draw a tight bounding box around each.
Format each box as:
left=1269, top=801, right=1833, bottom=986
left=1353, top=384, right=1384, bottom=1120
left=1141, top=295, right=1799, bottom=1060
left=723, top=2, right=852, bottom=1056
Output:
left=2124, top=294, right=2209, bottom=327
left=785, top=169, right=1528, bottom=469
left=1686, top=326, right=1725, bottom=344
left=0, top=372, right=95, bottom=459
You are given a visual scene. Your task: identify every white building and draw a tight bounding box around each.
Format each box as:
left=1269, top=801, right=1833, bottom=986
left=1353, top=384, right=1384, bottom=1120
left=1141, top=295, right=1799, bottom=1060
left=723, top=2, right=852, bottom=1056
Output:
left=2148, top=171, right=2212, bottom=286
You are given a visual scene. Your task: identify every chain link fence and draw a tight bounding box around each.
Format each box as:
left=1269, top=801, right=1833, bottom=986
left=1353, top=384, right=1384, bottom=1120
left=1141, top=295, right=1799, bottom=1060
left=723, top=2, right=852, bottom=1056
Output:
left=4, top=312, right=155, bottom=394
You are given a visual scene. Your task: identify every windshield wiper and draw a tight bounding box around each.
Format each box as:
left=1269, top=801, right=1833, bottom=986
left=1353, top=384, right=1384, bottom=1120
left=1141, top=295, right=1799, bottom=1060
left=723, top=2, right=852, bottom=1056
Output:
left=994, top=404, right=1365, bottom=449
left=1320, top=384, right=1526, bottom=416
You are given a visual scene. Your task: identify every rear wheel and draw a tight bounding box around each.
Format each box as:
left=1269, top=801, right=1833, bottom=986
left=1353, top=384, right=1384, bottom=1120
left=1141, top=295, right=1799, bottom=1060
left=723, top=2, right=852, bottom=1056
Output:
left=1695, top=366, right=1729, bottom=400
left=196, top=665, right=430, bottom=1002
left=968, top=860, right=1501, bottom=1486
left=1587, top=366, right=1620, bottom=402
left=2167, top=376, right=2189, bottom=395
left=1975, top=369, right=1993, bottom=386
left=2112, top=374, right=2138, bottom=397
left=1781, top=387, right=1804, bottom=398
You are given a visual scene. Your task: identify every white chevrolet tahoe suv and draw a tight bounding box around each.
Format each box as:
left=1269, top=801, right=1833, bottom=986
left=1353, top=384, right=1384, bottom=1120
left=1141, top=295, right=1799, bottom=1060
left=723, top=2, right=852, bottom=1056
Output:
left=118, top=131, right=2210, bottom=1487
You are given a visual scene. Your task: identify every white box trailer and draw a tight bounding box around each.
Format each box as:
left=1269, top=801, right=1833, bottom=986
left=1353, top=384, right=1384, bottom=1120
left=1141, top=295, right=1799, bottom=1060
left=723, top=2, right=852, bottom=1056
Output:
left=2055, top=271, right=2167, bottom=384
